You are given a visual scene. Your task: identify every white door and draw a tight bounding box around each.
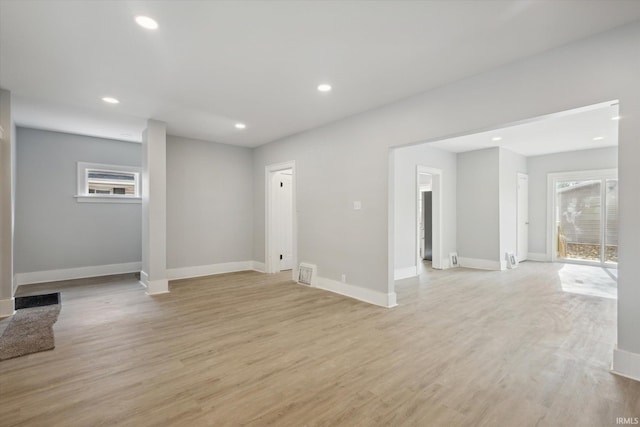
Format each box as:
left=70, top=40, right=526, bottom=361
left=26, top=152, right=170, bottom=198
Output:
left=517, top=173, right=529, bottom=261
left=274, top=171, right=293, bottom=271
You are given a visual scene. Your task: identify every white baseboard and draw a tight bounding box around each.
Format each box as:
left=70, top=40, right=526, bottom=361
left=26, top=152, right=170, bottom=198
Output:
left=458, top=257, right=502, bottom=271
left=394, top=266, right=418, bottom=280
left=612, top=347, right=640, bottom=382
left=15, top=262, right=142, bottom=287
left=251, top=261, right=265, bottom=273
left=315, top=276, right=397, bottom=308
left=167, top=261, right=255, bottom=281
left=527, top=252, right=549, bottom=262
left=0, top=297, right=15, bottom=318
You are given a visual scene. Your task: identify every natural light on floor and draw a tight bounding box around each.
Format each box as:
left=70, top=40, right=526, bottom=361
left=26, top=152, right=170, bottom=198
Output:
left=558, top=263, right=617, bottom=299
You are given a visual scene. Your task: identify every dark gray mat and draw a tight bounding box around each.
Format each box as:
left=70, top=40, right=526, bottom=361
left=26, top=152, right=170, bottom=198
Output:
left=0, top=304, right=61, bottom=361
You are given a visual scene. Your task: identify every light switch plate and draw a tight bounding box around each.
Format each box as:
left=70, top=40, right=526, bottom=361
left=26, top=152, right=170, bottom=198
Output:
left=353, top=201, right=362, bottom=210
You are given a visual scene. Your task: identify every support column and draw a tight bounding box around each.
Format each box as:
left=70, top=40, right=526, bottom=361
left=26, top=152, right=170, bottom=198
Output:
left=140, top=119, right=168, bottom=295
left=613, top=98, right=640, bottom=381
left=0, top=89, right=15, bottom=316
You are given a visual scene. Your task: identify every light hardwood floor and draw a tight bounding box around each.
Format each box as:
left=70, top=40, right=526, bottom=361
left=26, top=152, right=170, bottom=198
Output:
left=1, top=262, right=638, bottom=426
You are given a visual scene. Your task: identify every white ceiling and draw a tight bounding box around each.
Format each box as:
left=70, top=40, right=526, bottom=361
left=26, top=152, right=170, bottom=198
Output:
left=1, top=1, right=639, bottom=147
left=428, top=101, right=619, bottom=157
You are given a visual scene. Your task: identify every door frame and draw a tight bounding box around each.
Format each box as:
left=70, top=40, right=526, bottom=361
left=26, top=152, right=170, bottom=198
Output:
left=265, top=161, right=297, bottom=278
left=546, top=168, right=617, bottom=266
left=516, top=172, right=529, bottom=262
left=416, top=166, right=443, bottom=270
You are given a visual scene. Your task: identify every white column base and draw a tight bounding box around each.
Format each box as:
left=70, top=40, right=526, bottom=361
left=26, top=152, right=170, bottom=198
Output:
left=146, top=279, right=169, bottom=295
left=0, top=297, right=15, bottom=318
left=139, top=271, right=169, bottom=295
left=612, top=347, right=640, bottom=382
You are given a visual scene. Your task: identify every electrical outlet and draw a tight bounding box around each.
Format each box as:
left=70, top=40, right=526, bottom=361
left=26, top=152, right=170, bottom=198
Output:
left=341, top=274, right=346, bottom=283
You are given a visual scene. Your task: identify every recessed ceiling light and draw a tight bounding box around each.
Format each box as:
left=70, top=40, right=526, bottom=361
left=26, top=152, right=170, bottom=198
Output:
left=317, top=84, right=332, bottom=92
left=135, top=16, right=159, bottom=30
left=492, top=136, right=502, bottom=141
left=235, top=123, right=246, bottom=129
left=611, top=116, right=621, bottom=121
left=102, top=97, right=119, bottom=104
left=593, top=136, right=604, bottom=141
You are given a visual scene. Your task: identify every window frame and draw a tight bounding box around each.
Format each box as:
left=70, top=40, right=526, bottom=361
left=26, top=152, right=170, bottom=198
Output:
left=75, top=161, right=142, bottom=204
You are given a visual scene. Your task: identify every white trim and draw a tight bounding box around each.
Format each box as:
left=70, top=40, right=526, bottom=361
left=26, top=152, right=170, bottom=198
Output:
left=265, top=161, right=297, bottom=280
left=75, top=195, right=141, bottom=204
left=387, top=149, right=396, bottom=298
left=546, top=173, right=554, bottom=262
left=0, top=297, right=15, bottom=318
left=527, top=252, right=549, bottom=262
left=394, top=266, right=418, bottom=280
left=416, top=166, right=444, bottom=270
left=76, top=161, right=142, bottom=201
left=458, top=257, right=502, bottom=271
left=167, top=261, right=253, bottom=280
left=315, top=276, right=397, bottom=308
left=516, top=172, right=529, bottom=262
left=612, top=347, right=640, bottom=382
left=251, top=261, right=265, bottom=273
left=15, top=262, right=141, bottom=286
left=146, top=279, right=169, bottom=295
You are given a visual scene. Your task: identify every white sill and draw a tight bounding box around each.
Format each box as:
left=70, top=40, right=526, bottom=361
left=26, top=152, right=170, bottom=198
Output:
left=75, top=195, right=142, bottom=204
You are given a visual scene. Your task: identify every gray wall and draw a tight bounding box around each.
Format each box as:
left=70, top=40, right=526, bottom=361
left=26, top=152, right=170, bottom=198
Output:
left=499, top=148, right=527, bottom=262
left=457, top=148, right=500, bottom=262
left=166, top=135, right=253, bottom=269
left=15, top=127, right=141, bottom=273
left=253, top=124, right=389, bottom=292
left=527, top=146, right=618, bottom=256
left=393, top=143, right=457, bottom=272
left=251, top=22, right=640, bottom=311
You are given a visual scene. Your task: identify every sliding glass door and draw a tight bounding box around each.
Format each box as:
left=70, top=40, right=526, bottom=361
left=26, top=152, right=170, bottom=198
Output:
left=604, top=179, right=618, bottom=264
left=551, top=170, right=617, bottom=266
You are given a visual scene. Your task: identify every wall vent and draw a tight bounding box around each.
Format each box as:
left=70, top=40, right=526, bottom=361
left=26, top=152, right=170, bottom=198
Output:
left=298, top=263, right=317, bottom=286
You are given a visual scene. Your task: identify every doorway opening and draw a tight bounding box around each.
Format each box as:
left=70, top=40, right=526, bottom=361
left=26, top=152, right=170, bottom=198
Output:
left=416, top=166, right=443, bottom=271
left=265, top=161, right=297, bottom=278
left=418, top=173, right=432, bottom=264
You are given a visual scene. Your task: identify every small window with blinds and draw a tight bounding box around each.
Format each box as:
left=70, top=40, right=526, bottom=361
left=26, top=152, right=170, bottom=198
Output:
left=76, top=162, right=141, bottom=203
